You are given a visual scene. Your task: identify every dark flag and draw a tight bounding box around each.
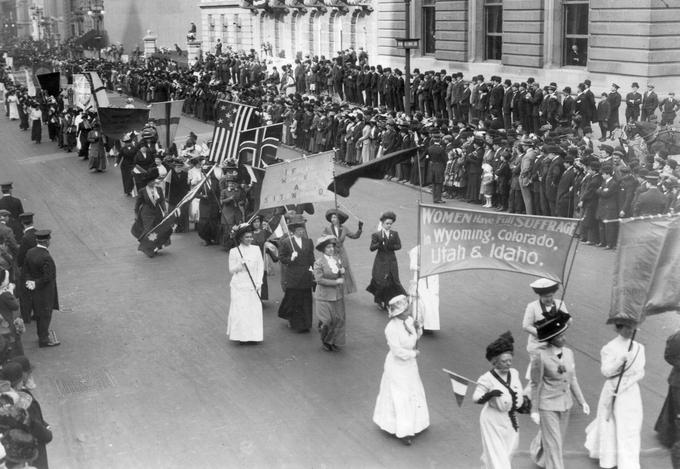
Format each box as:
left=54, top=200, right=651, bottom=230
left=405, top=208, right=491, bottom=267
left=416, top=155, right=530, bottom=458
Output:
left=609, top=214, right=680, bottom=325
left=98, top=108, right=150, bottom=140
left=137, top=166, right=215, bottom=252
left=150, top=100, right=184, bottom=149
left=237, top=123, right=283, bottom=168
left=328, top=146, right=420, bottom=197
left=36, top=72, right=60, bottom=97
left=208, top=100, right=256, bottom=164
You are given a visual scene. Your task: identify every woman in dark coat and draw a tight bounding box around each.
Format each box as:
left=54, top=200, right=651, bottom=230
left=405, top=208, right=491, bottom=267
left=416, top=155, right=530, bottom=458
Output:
left=366, top=211, right=406, bottom=311
left=250, top=216, right=275, bottom=301
left=277, top=214, right=315, bottom=332
left=465, top=137, right=485, bottom=202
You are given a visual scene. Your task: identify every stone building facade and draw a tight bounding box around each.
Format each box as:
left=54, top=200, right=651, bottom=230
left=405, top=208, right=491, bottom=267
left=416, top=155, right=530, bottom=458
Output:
left=378, top=0, right=680, bottom=92
left=199, top=0, right=377, bottom=61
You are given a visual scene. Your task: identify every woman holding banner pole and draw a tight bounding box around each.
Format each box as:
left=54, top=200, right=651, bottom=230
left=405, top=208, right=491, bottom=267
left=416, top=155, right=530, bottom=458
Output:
left=584, top=319, right=645, bottom=469
left=227, top=223, right=264, bottom=344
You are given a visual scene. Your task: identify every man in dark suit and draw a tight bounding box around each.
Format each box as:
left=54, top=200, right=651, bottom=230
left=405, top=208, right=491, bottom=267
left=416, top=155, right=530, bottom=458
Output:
left=583, top=79, right=598, bottom=126
left=502, top=80, right=515, bottom=130
left=544, top=147, right=565, bottom=216
left=426, top=133, right=447, bottom=203
left=489, top=75, right=504, bottom=117
left=596, top=163, right=620, bottom=249
left=625, top=82, right=642, bottom=123
left=641, top=83, right=659, bottom=122
left=0, top=182, right=24, bottom=241
left=277, top=214, right=315, bottom=332
left=633, top=172, right=668, bottom=215
left=23, top=229, right=60, bottom=347
left=556, top=154, right=577, bottom=217
left=16, top=212, right=37, bottom=324
left=561, top=86, right=575, bottom=124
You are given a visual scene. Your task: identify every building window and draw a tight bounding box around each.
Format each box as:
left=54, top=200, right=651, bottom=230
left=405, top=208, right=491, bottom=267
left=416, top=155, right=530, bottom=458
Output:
left=422, top=0, right=436, bottom=54
left=563, top=0, right=588, bottom=66
left=484, top=0, right=502, bottom=61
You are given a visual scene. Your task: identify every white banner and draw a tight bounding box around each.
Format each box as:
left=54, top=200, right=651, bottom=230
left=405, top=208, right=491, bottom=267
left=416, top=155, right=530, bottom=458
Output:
left=258, top=151, right=335, bottom=210
left=73, top=74, right=94, bottom=110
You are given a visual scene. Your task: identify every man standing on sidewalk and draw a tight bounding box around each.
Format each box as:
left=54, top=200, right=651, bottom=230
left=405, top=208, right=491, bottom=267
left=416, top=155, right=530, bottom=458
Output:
left=23, top=230, right=60, bottom=348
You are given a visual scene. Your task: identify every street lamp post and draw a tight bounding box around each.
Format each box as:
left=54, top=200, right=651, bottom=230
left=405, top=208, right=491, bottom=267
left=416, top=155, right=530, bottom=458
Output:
left=394, top=4, right=419, bottom=117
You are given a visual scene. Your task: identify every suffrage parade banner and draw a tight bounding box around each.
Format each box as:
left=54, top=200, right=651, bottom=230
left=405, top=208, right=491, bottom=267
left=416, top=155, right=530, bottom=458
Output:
left=258, top=151, right=335, bottom=210
left=418, top=204, right=579, bottom=281
left=98, top=108, right=150, bottom=140
left=609, top=214, right=680, bottom=325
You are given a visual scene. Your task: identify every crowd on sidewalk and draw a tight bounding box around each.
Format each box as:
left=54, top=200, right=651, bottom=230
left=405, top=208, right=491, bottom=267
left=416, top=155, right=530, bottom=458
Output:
left=3, top=39, right=680, bottom=469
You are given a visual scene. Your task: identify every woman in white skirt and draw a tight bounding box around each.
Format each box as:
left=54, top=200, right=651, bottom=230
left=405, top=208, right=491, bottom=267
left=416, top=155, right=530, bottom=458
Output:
left=227, top=223, right=264, bottom=344
left=473, top=331, right=529, bottom=469
left=373, top=294, right=429, bottom=445
left=585, top=319, right=645, bottom=469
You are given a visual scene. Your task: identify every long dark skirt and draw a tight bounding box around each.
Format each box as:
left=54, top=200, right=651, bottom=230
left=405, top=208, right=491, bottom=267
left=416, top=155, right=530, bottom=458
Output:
left=366, top=274, right=406, bottom=309
left=260, top=272, right=269, bottom=301
left=465, top=173, right=481, bottom=201
left=655, top=385, right=680, bottom=448
left=31, top=120, right=41, bottom=142
left=278, top=288, right=313, bottom=331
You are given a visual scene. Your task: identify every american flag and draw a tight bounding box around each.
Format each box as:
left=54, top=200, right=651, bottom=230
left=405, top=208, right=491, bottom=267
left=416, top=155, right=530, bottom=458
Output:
left=209, top=100, right=257, bottom=164
left=237, top=123, right=283, bottom=168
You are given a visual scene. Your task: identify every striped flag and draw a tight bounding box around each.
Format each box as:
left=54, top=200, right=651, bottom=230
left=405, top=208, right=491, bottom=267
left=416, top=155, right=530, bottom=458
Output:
left=209, top=100, right=256, bottom=164
left=443, top=369, right=476, bottom=407
left=237, top=123, right=283, bottom=168
left=150, top=100, right=184, bottom=149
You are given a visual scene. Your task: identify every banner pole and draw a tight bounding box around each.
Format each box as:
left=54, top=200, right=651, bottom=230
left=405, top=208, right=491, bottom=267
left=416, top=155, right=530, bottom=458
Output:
left=416, top=146, right=424, bottom=203
left=606, top=328, right=637, bottom=421
left=414, top=203, right=423, bottom=348
left=236, top=245, right=262, bottom=301
left=559, top=219, right=582, bottom=307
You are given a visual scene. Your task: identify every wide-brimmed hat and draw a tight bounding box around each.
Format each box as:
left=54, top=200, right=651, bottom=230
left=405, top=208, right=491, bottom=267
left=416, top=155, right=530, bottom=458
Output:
left=379, top=211, right=397, bottom=222
left=315, top=235, right=338, bottom=252
left=387, top=294, right=410, bottom=318
left=325, top=208, right=348, bottom=224
left=485, top=331, right=514, bottom=361
left=530, top=278, right=560, bottom=295
left=536, top=311, right=571, bottom=342
left=231, top=223, right=254, bottom=242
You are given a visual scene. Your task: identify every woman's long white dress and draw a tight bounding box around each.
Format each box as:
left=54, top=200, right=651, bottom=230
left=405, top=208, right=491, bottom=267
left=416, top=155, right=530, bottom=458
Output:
left=372, top=316, right=430, bottom=438
left=227, top=244, right=264, bottom=342
left=584, top=335, right=645, bottom=469
left=7, top=95, right=19, bottom=120
left=473, top=369, right=524, bottom=469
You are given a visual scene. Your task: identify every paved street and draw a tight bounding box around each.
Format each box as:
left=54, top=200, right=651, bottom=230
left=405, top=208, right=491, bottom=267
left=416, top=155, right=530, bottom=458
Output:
left=0, top=106, right=675, bottom=469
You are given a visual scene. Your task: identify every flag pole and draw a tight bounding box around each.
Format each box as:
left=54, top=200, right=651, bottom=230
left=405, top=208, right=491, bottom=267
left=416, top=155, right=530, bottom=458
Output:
left=442, top=368, right=482, bottom=386
left=235, top=245, right=262, bottom=301
left=558, top=219, right=582, bottom=310
left=416, top=146, right=424, bottom=203
left=606, top=328, right=637, bottom=421
left=337, top=202, right=361, bottom=222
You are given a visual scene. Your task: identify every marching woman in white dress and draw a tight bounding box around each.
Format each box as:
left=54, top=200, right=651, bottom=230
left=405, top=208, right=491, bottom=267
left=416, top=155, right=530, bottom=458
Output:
left=227, top=223, right=264, bottom=344
left=585, top=319, right=645, bottom=469
left=473, top=332, right=529, bottom=469
left=373, top=294, right=429, bottom=446
left=7, top=92, right=19, bottom=120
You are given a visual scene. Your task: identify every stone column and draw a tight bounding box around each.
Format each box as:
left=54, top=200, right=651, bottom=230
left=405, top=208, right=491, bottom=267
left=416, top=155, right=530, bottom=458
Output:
left=143, top=30, right=157, bottom=58
left=187, top=41, right=202, bottom=66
